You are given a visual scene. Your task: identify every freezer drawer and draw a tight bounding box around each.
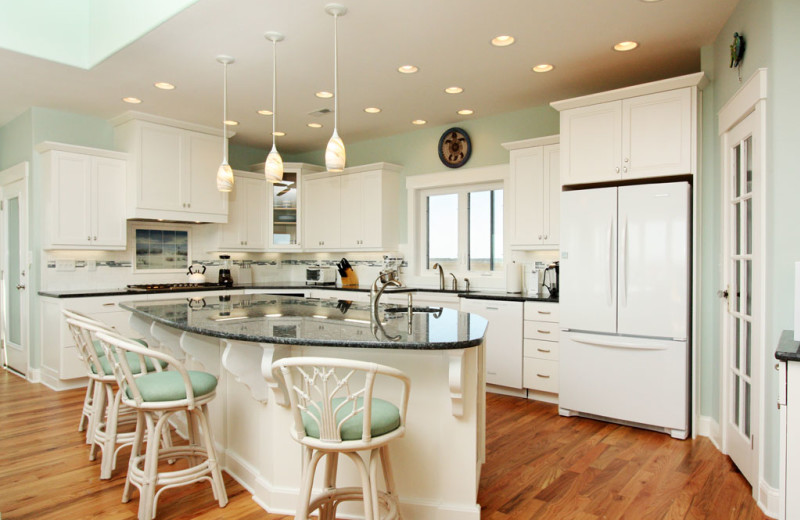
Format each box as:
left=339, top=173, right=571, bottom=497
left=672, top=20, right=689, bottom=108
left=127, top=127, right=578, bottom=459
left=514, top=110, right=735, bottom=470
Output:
left=559, top=332, right=688, bottom=436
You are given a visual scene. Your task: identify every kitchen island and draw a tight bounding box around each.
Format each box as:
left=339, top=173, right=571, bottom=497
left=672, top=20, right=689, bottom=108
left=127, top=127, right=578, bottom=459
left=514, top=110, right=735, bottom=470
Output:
left=120, top=293, right=488, bottom=519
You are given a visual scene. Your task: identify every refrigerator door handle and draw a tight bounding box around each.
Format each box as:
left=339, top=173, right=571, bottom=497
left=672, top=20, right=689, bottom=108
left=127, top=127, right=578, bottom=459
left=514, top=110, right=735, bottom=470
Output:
left=620, top=217, right=627, bottom=307
left=607, top=218, right=614, bottom=306
left=570, top=333, right=672, bottom=351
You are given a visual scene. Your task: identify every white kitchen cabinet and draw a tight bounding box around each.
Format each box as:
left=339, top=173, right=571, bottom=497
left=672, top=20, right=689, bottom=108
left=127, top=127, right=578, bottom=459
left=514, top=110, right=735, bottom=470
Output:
left=38, top=143, right=127, bottom=250
left=215, top=172, right=267, bottom=251
left=502, top=136, right=560, bottom=249
left=523, top=301, right=560, bottom=401
left=553, top=73, right=705, bottom=186
left=303, top=163, right=401, bottom=252
left=780, top=355, right=800, bottom=520
left=267, top=163, right=325, bottom=251
left=460, top=298, right=523, bottom=389
left=112, top=114, right=228, bottom=223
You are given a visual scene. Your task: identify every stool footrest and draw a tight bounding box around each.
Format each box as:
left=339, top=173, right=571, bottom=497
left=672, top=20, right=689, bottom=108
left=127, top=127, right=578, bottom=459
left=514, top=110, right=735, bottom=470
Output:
left=308, top=487, right=400, bottom=519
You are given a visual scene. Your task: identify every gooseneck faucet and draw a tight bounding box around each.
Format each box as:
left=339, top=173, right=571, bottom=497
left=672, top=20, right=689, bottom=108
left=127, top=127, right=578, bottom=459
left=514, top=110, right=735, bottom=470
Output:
left=449, top=273, right=458, bottom=291
left=370, top=276, right=403, bottom=318
left=432, top=262, right=445, bottom=290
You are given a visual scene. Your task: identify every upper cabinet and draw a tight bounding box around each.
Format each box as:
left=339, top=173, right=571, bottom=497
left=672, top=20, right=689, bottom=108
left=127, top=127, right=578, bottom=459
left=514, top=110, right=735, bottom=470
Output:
left=552, top=72, right=706, bottom=186
left=502, top=136, right=560, bottom=250
left=215, top=172, right=267, bottom=251
left=267, top=162, right=325, bottom=251
left=302, top=163, right=401, bottom=252
left=37, top=142, right=127, bottom=250
left=112, top=113, right=228, bottom=223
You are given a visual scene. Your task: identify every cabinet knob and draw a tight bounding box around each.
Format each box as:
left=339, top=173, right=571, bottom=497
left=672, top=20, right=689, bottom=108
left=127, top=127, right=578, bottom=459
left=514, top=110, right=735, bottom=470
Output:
left=624, top=157, right=629, bottom=163
left=87, top=236, right=91, bottom=241
left=538, top=235, right=542, bottom=239
left=543, top=234, right=548, bottom=239
left=623, top=166, right=628, bottom=173
left=93, top=236, right=97, bottom=241
left=615, top=167, right=620, bottom=173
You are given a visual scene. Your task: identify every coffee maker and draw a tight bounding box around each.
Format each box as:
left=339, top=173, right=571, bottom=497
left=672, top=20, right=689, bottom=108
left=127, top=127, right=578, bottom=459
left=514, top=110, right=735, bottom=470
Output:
left=542, top=261, right=559, bottom=298
left=218, top=255, right=234, bottom=287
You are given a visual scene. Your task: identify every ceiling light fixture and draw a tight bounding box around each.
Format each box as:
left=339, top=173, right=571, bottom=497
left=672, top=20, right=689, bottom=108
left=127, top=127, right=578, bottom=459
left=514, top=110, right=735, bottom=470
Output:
left=364, top=107, right=381, bottom=113
left=457, top=109, right=474, bottom=115
left=614, top=41, right=639, bottom=52
left=264, top=31, right=286, bottom=183
left=224, top=120, right=239, bottom=126
left=273, top=131, right=286, bottom=137
left=154, top=82, right=175, bottom=90
left=398, top=65, right=418, bottom=74
left=122, top=97, right=142, bottom=104
left=532, top=64, right=554, bottom=73
left=491, top=35, right=515, bottom=47
left=325, top=3, right=348, bottom=172
left=412, top=119, right=427, bottom=125
left=316, top=91, right=334, bottom=98
left=445, top=86, right=463, bottom=94
left=308, top=122, right=323, bottom=128
left=257, top=109, right=273, bottom=115
left=215, top=55, right=234, bottom=192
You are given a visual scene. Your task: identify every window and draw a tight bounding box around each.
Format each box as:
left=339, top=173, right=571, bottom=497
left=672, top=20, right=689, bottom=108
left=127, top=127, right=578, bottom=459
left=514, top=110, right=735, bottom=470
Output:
left=134, top=227, right=190, bottom=271
left=422, top=183, right=503, bottom=273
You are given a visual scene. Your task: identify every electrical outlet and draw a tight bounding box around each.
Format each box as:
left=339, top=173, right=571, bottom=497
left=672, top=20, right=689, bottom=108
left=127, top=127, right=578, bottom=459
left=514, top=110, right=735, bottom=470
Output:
left=87, top=260, right=97, bottom=272
left=55, top=259, right=75, bottom=272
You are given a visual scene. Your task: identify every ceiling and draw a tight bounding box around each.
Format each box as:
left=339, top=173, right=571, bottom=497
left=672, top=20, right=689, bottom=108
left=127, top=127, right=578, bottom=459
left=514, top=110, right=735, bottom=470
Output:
left=0, top=0, right=738, bottom=155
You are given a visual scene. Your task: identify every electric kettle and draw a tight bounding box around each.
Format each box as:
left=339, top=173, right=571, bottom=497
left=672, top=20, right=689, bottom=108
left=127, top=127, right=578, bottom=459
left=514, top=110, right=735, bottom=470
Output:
left=542, top=261, right=559, bottom=298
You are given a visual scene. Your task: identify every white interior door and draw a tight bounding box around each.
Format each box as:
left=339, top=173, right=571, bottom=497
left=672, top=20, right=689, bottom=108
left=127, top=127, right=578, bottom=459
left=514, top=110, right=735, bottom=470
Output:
left=1, top=175, right=29, bottom=376
left=722, top=109, right=761, bottom=488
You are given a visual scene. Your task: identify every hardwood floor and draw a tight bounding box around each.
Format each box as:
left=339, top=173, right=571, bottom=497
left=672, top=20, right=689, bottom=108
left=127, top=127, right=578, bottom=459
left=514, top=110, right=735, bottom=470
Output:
left=0, top=369, right=769, bottom=519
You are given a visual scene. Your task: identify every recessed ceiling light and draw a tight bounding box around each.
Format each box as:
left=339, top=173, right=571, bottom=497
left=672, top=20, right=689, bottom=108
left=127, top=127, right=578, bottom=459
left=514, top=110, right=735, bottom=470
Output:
left=614, top=41, right=639, bottom=52
left=257, top=109, right=273, bottom=116
left=122, top=97, right=142, bottom=104
left=398, top=65, right=418, bottom=74
left=316, top=91, right=334, bottom=98
left=364, top=107, right=381, bottom=113
left=532, top=64, right=554, bottom=73
left=154, top=82, right=175, bottom=90
left=412, top=119, right=427, bottom=125
left=457, top=109, right=474, bottom=115
left=445, top=86, right=464, bottom=94
left=224, top=120, right=239, bottom=126
left=307, top=122, right=323, bottom=128
left=491, top=35, right=515, bottom=47
left=273, top=131, right=286, bottom=136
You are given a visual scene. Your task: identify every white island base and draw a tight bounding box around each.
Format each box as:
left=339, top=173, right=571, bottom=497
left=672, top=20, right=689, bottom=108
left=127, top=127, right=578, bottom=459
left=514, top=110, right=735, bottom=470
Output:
left=132, top=314, right=486, bottom=519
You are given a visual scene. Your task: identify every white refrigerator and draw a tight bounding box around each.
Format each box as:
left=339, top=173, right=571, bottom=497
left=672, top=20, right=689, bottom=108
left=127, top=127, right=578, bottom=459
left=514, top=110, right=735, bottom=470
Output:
left=559, top=181, right=690, bottom=439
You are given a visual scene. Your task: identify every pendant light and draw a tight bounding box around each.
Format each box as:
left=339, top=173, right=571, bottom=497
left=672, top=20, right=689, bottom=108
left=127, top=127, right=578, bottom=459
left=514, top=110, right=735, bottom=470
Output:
left=264, top=31, right=285, bottom=183
left=215, top=55, right=235, bottom=192
left=325, top=3, right=347, bottom=172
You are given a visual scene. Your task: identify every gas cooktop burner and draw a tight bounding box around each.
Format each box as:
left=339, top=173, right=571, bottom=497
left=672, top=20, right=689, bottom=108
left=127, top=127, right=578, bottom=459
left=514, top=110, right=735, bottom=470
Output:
left=126, top=282, right=228, bottom=292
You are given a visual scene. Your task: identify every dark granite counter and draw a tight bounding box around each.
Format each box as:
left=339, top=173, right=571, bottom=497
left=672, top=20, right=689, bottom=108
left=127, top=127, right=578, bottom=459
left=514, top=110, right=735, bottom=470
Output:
left=776, top=330, right=800, bottom=362
left=119, top=293, right=487, bottom=350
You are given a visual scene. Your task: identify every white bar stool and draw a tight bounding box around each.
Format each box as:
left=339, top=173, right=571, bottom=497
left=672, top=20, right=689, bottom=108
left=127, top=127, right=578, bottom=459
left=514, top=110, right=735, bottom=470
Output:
left=273, top=357, right=410, bottom=520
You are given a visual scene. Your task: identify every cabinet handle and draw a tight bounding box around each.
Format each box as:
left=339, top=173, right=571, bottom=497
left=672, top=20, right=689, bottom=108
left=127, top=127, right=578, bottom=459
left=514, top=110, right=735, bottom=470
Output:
left=93, top=236, right=97, bottom=241
left=537, top=310, right=551, bottom=315
left=624, top=157, right=629, bottom=163
left=543, top=234, right=547, bottom=239
left=537, top=373, right=551, bottom=379
left=188, top=203, right=191, bottom=208
left=538, top=235, right=542, bottom=239
left=623, top=166, right=628, bottom=173
left=102, top=303, right=116, bottom=307
left=615, top=167, right=620, bottom=173
left=537, top=348, right=551, bottom=353
left=87, top=236, right=91, bottom=241
left=537, top=329, right=551, bottom=334
left=486, top=306, right=499, bottom=310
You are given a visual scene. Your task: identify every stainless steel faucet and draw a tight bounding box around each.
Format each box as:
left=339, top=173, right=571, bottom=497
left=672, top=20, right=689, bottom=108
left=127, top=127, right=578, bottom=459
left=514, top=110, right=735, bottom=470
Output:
left=449, top=273, right=458, bottom=291
left=370, top=276, right=403, bottom=318
left=432, top=262, right=445, bottom=290
left=463, top=278, right=470, bottom=292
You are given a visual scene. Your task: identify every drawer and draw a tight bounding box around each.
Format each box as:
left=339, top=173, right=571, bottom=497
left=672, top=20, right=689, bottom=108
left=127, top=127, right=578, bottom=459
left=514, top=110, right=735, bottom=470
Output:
left=524, top=358, right=559, bottom=393
left=524, top=320, right=560, bottom=341
left=63, top=296, right=127, bottom=315
left=524, top=301, right=559, bottom=322
left=524, top=338, right=559, bottom=361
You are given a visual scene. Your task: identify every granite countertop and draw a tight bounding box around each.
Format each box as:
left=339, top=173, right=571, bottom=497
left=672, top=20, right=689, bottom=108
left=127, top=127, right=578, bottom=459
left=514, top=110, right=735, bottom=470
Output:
left=119, top=293, right=487, bottom=350
left=776, top=330, right=800, bottom=362
left=39, top=283, right=558, bottom=302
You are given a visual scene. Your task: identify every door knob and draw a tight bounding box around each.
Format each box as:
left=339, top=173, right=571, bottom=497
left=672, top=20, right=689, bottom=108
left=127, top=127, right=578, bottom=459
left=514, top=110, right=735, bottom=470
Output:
left=15, top=284, right=25, bottom=290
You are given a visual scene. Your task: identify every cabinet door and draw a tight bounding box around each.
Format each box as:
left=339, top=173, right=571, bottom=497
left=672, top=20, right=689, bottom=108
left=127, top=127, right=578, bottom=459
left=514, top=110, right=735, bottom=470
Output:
left=509, top=146, right=544, bottom=247
left=560, top=101, right=622, bottom=185
left=460, top=299, right=523, bottom=389
left=243, top=177, right=267, bottom=249
left=339, top=173, right=363, bottom=249
left=304, top=176, right=340, bottom=249
left=139, top=125, right=182, bottom=211
left=50, top=152, right=92, bottom=246
left=216, top=177, right=245, bottom=249
left=187, top=132, right=228, bottom=215
left=622, top=88, right=692, bottom=179
left=359, top=171, right=383, bottom=248
left=543, top=144, right=560, bottom=246
left=92, top=157, right=127, bottom=248
left=269, top=169, right=300, bottom=249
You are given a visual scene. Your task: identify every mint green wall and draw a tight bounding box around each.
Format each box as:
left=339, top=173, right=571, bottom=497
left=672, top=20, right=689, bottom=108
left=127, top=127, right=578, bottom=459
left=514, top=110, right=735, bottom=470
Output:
left=287, top=104, right=560, bottom=242
left=0, top=110, right=33, bottom=171
left=229, top=142, right=268, bottom=172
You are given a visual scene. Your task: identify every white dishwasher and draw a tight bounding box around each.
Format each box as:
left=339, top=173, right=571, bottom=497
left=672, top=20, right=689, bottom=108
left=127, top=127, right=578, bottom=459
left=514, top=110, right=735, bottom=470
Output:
left=460, top=299, right=523, bottom=389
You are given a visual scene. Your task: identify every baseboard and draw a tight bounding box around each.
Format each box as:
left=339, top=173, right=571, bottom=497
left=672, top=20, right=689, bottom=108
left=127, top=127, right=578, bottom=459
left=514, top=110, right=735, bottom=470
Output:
left=486, top=384, right=526, bottom=398
left=757, top=478, right=779, bottom=519
left=696, top=415, right=721, bottom=449
left=27, top=368, right=41, bottom=383
left=527, top=389, right=558, bottom=405
left=39, top=367, right=88, bottom=392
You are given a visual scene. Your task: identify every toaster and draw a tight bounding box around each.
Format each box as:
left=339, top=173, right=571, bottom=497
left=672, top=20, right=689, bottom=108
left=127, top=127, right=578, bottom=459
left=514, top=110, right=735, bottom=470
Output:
left=305, top=266, right=337, bottom=285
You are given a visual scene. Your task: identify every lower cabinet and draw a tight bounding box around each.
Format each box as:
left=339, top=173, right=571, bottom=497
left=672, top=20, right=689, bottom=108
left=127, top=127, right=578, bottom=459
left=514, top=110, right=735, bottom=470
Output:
left=523, top=301, right=560, bottom=400
left=781, top=358, right=800, bottom=520
left=460, top=298, right=523, bottom=389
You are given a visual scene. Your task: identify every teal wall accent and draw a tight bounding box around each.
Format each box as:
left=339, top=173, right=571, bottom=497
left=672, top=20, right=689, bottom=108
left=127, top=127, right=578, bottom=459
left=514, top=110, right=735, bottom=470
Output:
left=0, top=110, right=33, bottom=171
left=229, top=142, right=268, bottom=172
left=286, top=104, right=560, bottom=242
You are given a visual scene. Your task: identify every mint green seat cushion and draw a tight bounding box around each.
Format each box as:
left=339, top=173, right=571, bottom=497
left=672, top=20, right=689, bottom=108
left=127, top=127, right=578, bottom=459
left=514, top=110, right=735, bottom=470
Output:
left=126, top=370, right=218, bottom=402
left=90, top=351, right=167, bottom=376
left=301, top=397, right=401, bottom=441
left=92, top=337, right=148, bottom=356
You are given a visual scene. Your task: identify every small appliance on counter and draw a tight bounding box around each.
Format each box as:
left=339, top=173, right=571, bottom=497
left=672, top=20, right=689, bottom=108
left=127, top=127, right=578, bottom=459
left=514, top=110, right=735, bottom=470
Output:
left=306, top=265, right=337, bottom=285
left=542, top=261, right=559, bottom=298
left=522, top=262, right=541, bottom=297
left=505, top=261, right=522, bottom=293
left=187, top=264, right=206, bottom=284
left=218, top=255, right=234, bottom=287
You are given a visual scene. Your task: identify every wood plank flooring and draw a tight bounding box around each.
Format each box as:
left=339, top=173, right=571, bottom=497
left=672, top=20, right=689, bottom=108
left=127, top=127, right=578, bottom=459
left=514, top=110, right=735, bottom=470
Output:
left=0, top=369, right=769, bottom=519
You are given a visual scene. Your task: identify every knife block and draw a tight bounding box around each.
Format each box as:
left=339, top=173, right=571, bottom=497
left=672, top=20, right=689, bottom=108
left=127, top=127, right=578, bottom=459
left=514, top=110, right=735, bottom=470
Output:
left=340, top=268, right=359, bottom=288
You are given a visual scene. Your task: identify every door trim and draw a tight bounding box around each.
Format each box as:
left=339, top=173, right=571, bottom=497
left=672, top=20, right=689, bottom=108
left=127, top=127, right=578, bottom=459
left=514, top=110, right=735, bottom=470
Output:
left=717, top=69, right=767, bottom=500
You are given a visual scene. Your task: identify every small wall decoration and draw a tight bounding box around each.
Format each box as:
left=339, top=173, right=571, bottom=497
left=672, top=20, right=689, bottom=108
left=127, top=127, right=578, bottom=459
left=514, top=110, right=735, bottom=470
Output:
left=730, top=32, right=746, bottom=81
left=438, top=127, right=472, bottom=168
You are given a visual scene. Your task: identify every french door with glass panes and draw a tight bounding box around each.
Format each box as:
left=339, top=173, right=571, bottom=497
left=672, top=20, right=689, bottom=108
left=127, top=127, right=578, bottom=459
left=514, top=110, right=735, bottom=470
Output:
left=722, top=109, right=761, bottom=488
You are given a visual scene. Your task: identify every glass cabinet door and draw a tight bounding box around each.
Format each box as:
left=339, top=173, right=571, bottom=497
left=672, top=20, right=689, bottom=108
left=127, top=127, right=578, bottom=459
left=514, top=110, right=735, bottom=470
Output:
left=270, top=170, right=299, bottom=248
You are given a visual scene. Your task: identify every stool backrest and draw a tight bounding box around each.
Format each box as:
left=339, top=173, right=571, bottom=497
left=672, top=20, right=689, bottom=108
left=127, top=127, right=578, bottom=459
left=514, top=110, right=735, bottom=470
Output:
left=64, top=310, right=114, bottom=380
left=273, top=357, right=410, bottom=444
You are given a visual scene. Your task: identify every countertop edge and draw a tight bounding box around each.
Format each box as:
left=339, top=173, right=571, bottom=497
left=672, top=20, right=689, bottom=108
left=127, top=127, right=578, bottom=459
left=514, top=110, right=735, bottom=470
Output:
left=776, top=329, right=800, bottom=362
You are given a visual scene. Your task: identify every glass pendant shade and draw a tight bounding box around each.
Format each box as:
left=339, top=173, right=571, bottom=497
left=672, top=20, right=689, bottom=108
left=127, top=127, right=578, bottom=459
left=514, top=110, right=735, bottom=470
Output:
left=325, top=129, right=346, bottom=172
left=216, top=162, right=234, bottom=191
left=265, top=145, right=284, bottom=183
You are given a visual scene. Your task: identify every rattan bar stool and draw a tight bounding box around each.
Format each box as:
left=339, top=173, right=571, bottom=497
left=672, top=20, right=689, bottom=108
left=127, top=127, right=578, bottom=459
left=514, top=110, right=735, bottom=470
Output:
left=96, top=330, right=228, bottom=520
left=273, top=357, right=410, bottom=520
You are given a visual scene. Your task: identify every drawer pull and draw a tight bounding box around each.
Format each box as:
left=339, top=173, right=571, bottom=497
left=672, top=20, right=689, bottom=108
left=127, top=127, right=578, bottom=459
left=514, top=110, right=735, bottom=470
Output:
left=537, top=329, right=551, bottom=334
left=537, top=373, right=551, bottom=379
left=537, top=348, right=551, bottom=353
left=537, top=310, right=551, bottom=315
left=486, top=306, right=499, bottom=310
left=102, top=303, right=116, bottom=307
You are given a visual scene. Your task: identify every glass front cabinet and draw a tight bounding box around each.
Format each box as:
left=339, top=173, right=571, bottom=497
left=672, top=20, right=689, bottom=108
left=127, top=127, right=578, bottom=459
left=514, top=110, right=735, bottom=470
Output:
left=267, top=162, right=325, bottom=250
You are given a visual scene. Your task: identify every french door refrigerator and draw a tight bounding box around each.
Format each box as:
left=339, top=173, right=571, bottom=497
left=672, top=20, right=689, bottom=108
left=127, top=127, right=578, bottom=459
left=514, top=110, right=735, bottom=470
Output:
left=559, top=181, right=690, bottom=439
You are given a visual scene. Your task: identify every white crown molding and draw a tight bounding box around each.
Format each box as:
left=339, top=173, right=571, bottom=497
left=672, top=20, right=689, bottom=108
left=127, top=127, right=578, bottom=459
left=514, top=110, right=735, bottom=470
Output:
left=501, top=135, right=559, bottom=151
left=35, top=141, right=128, bottom=160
